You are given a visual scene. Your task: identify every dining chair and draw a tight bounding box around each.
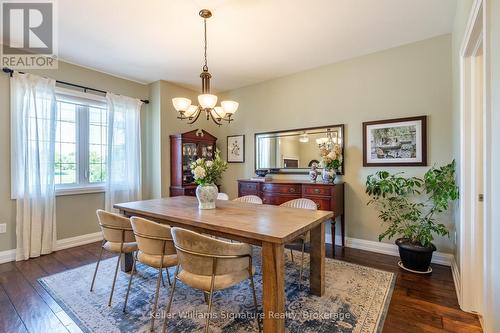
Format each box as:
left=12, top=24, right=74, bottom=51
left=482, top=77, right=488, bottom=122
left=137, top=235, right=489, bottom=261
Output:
left=232, top=195, right=263, bottom=204
left=280, top=198, right=318, bottom=287
left=124, top=217, right=178, bottom=331
left=162, top=227, right=261, bottom=333
left=217, top=192, right=229, bottom=200
left=92, top=210, right=138, bottom=307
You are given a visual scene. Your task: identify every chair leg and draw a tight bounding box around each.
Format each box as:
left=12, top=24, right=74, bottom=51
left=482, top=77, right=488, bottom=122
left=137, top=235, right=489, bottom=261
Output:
left=150, top=266, right=163, bottom=331
left=249, top=274, right=262, bottom=333
left=90, top=245, right=104, bottom=292
left=205, top=289, right=214, bottom=333
left=162, top=265, right=179, bottom=333
left=161, top=268, right=166, bottom=287
left=290, top=248, right=294, bottom=262
left=203, top=291, right=209, bottom=304
left=108, top=252, right=122, bottom=306
left=299, top=238, right=306, bottom=289
left=165, top=267, right=171, bottom=286
left=123, top=253, right=137, bottom=312
left=205, top=271, right=216, bottom=333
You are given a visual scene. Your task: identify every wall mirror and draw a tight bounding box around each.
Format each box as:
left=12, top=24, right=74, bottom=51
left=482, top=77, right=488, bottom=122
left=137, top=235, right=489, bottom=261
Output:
left=254, top=124, right=344, bottom=174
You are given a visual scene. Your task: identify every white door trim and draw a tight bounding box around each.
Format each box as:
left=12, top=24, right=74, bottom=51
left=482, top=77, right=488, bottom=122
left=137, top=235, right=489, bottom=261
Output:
left=459, top=0, right=489, bottom=315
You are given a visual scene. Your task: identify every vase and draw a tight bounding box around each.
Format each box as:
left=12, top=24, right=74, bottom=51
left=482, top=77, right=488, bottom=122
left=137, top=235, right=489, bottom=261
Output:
left=322, top=168, right=336, bottom=184
left=195, top=184, right=219, bottom=209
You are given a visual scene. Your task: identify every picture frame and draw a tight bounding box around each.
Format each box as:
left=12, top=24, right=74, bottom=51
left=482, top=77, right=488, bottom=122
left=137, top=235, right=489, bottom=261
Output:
left=227, top=135, right=245, bottom=163
left=363, top=116, right=427, bottom=166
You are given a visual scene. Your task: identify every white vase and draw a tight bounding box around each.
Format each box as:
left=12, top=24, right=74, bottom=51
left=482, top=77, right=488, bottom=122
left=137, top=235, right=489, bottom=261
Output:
left=322, top=169, right=336, bottom=184
left=195, top=184, right=218, bottom=209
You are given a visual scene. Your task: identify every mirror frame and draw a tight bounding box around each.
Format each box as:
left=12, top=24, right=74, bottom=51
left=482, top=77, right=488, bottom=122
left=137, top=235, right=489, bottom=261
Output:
left=254, top=124, right=345, bottom=175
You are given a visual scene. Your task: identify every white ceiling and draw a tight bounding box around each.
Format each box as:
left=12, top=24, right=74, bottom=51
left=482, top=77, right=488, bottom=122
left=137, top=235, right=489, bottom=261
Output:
left=55, top=0, right=457, bottom=91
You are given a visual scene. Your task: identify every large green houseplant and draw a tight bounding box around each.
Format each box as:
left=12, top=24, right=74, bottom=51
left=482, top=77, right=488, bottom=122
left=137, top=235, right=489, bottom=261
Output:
left=365, top=160, right=459, bottom=272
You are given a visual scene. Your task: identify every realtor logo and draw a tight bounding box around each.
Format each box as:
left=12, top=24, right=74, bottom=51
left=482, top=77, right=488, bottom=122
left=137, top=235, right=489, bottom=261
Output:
left=1, top=0, right=58, bottom=69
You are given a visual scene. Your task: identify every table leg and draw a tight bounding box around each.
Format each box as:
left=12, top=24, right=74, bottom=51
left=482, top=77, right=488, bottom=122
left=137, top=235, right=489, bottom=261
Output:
left=261, top=242, right=285, bottom=333
left=121, top=253, right=133, bottom=272
left=310, top=222, right=325, bottom=296
left=331, top=219, right=336, bottom=257
left=341, top=213, right=345, bottom=247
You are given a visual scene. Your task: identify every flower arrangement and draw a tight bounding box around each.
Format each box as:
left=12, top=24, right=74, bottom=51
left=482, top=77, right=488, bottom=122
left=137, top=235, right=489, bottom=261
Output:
left=319, top=144, right=343, bottom=172
left=190, top=150, right=228, bottom=186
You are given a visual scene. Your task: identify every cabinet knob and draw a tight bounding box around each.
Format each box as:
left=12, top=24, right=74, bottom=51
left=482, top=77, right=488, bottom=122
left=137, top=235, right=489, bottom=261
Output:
left=313, top=188, right=320, bottom=194
left=289, top=187, right=296, bottom=193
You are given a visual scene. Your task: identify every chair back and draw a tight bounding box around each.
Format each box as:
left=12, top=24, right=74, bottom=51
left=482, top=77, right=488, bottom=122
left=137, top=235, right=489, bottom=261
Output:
left=217, top=192, right=229, bottom=200
left=96, top=209, right=135, bottom=243
left=233, top=195, right=263, bottom=204
left=130, top=217, right=176, bottom=256
left=280, top=198, right=318, bottom=210
left=171, top=227, right=251, bottom=276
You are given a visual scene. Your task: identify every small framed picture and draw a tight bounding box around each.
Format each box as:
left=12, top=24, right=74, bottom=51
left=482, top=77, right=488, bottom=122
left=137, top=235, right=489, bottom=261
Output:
left=227, top=135, right=245, bottom=163
left=363, top=116, right=427, bottom=166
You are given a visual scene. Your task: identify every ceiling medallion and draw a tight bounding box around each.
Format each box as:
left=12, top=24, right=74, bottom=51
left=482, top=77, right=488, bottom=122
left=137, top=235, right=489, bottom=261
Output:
left=172, top=9, right=238, bottom=126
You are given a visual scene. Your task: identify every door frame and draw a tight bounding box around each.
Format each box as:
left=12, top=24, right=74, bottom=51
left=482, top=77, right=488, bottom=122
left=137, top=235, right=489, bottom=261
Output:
left=459, top=0, right=490, bottom=315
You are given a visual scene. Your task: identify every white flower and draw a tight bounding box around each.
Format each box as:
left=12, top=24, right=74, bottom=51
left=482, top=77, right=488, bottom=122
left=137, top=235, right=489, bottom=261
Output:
left=206, top=160, right=213, bottom=167
left=196, top=158, right=203, bottom=164
left=193, top=166, right=206, bottom=179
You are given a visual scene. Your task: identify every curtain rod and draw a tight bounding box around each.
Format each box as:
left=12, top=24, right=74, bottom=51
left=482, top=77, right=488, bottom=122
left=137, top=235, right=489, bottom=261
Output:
left=2, top=67, right=149, bottom=104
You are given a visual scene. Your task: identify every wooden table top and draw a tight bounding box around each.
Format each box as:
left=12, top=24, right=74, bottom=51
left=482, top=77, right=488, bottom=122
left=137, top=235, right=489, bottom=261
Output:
left=114, top=196, right=333, bottom=244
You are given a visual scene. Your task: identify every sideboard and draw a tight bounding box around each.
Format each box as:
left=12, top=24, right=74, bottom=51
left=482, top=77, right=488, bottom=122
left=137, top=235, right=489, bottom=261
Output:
left=237, top=179, right=345, bottom=252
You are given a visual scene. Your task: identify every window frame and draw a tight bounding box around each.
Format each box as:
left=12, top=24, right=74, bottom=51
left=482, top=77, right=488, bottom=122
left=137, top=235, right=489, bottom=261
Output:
left=54, top=88, right=107, bottom=196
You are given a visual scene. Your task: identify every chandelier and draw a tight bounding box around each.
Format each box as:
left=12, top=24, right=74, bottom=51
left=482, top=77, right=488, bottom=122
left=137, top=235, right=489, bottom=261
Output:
left=172, top=9, right=238, bottom=126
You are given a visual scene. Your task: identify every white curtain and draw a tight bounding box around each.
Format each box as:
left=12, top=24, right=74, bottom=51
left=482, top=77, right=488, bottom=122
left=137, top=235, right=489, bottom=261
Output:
left=11, top=73, right=57, bottom=261
left=105, top=93, right=142, bottom=212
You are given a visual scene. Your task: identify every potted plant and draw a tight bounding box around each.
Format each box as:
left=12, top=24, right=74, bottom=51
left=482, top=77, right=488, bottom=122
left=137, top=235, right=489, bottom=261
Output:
left=365, top=160, right=459, bottom=273
left=190, top=150, right=228, bottom=209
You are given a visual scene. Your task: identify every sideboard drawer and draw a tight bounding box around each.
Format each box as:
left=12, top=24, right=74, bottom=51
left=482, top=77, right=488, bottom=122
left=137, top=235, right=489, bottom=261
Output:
left=302, top=185, right=332, bottom=196
left=238, top=182, right=259, bottom=195
left=261, top=194, right=301, bottom=206
left=303, top=196, right=331, bottom=211
left=261, top=183, right=301, bottom=194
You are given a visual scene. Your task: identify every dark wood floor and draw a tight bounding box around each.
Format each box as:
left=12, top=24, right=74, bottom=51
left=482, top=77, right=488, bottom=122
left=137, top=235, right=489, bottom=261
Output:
left=0, top=242, right=482, bottom=333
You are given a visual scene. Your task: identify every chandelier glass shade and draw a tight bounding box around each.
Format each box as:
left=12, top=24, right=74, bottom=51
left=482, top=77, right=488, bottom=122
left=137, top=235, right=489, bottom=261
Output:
left=172, top=9, right=238, bottom=126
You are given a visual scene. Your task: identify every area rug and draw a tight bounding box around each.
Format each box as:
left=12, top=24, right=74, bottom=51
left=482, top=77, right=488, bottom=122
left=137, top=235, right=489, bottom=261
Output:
left=39, top=249, right=395, bottom=333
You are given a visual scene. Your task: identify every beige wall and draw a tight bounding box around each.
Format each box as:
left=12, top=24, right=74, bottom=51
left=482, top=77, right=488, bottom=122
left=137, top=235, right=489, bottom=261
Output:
left=217, top=34, right=455, bottom=253
left=0, top=61, right=149, bottom=251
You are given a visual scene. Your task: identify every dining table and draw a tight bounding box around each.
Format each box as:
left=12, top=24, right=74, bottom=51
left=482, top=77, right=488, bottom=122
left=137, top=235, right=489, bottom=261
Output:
left=114, top=196, right=333, bottom=333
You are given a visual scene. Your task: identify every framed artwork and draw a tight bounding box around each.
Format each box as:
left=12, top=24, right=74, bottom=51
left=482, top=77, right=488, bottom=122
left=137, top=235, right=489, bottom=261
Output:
left=227, top=135, right=245, bottom=163
left=363, top=116, right=427, bottom=166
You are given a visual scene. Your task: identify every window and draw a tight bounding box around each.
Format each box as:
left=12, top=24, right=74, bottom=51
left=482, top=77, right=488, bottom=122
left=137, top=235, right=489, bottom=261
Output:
left=55, top=89, right=107, bottom=191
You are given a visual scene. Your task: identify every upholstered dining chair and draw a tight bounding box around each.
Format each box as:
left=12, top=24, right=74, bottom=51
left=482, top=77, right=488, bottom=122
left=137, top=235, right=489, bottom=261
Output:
left=124, top=217, right=178, bottom=331
left=92, top=210, right=138, bottom=307
left=280, top=198, right=318, bottom=287
left=217, top=192, right=229, bottom=200
left=233, top=195, right=263, bottom=204
left=161, top=227, right=261, bottom=333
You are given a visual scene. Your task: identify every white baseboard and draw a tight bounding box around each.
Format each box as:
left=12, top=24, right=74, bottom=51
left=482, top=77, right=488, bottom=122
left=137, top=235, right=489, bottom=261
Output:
left=451, top=256, right=461, bottom=306
left=0, top=232, right=103, bottom=264
left=54, top=231, right=103, bottom=251
left=326, top=233, right=453, bottom=266
left=0, top=249, right=16, bottom=264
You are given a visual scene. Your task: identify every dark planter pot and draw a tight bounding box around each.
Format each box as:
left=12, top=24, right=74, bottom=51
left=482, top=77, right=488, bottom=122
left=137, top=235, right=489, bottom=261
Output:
left=395, top=238, right=436, bottom=272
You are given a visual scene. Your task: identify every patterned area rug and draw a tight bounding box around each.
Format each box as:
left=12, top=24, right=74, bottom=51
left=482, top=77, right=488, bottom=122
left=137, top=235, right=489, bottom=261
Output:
left=39, top=249, right=395, bottom=333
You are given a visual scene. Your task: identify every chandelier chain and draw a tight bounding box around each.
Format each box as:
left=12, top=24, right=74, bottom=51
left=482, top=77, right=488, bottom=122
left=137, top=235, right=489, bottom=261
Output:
left=203, top=18, right=208, bottom=71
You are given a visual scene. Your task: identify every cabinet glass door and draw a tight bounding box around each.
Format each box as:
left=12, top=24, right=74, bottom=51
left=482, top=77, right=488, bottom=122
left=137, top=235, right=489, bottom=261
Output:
left=182, top=143, right=197, bottom=184
left=198, top=143, right=215, bottom=160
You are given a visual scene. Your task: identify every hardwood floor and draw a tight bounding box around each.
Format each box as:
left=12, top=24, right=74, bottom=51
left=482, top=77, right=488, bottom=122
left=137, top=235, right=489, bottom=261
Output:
left=0, top=242, right=482, bottom=333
